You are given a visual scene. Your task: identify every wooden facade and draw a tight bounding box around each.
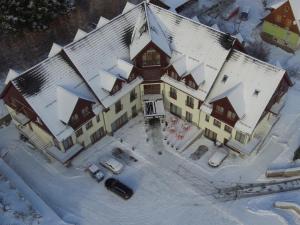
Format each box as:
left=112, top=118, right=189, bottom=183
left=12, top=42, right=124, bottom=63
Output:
left=134, top=42, right=170, bottom=82
left=68, top=98, right=95, bottom=130
left=265, top=1, right=299, bottom=35
left=210, top=97, right=239, bottom=127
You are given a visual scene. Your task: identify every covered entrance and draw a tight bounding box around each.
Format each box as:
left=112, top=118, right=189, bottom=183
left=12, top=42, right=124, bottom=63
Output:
left=143, top=94, right=165, bottom=119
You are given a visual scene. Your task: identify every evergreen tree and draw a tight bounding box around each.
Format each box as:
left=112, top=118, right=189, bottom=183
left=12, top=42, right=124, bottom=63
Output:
left=0, top=0, right=74, bottom=33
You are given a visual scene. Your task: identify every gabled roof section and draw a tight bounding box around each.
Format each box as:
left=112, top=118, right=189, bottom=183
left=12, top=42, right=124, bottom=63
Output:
left=99, top=69, right=118, bottom=92
left=189, top=63, right=206, bottom=86
left=129, top=3, right=171, bottom=60
left=5, top=69, right=19, bottom=85
left=210, top=82, right=245, bottom=118
left=122, top=2, right=136, bottom=14
left=266, top=0, right=287, bottom=9
left=109, top=59, right=134, bottom=80
left=204, top=50, right=286, bottom=134
left=170, top=55, right=187, bottom=76
left=57, top=86, right=94, bottom=124
left=97, top=16, right=110, bottom=28
left=48, top=43, right=62, bottom=57
left=289, top=0, right=300, bottom=30
left=74, top=29, right=87, bottom=41
left=12, top=53, right=100, bottom=141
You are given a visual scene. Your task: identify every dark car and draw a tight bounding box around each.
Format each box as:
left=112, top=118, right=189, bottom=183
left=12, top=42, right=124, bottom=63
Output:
left=105, top=178, right=133, bottom=200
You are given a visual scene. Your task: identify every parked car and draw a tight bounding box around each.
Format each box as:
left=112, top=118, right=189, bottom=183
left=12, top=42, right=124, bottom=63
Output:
left=105, top=178, right=133, bottom=200
left=88, top=164, right=105, bottom=182
left=208, top=149, right=229, bottom=167
left=100, top=158, right=124, bottom=174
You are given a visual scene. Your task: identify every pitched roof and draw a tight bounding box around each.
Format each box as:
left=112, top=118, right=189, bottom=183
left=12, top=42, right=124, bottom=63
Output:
left=203, top=50, right=286, bottom=134
left=5, top=69, right=19, bottom=85
left=74, top=29, right=87, bottom=41
left=99, top=69, right=117, bottom=92
left=12, top=53, right=100, bottom=141
left=97, top=16, right=110, bottom=28
left=109, top=59, right=134, bottom=80
left=48, top=43, right=62, bottom=57
left=289, top=0, right=300, bottom=30
left=122, top=2, right=136, bottom=14
left=189, top=63, right=206, bottom=86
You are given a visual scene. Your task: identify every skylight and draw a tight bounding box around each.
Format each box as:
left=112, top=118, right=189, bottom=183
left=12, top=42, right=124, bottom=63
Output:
left=254, top=89, right=260, bottom=96
left=222, top=75, right=228, bottom=83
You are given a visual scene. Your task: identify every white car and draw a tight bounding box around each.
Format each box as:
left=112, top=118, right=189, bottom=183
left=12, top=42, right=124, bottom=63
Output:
left=208, top=149, right=229, bottom=167
left=100, top=158, right=124, bottom=174
left=88, top=164, right=105, bottom=182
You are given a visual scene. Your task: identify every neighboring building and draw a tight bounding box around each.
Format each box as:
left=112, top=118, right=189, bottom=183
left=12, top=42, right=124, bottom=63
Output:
left=150, top=0, right=197, bottom=13
left=261, top=0, right=300, bottom=52
left=1, top=1, right=292, bottom=163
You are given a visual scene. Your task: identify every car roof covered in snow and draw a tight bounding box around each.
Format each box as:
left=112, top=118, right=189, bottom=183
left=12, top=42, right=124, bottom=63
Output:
left=203, top=50, right=286, bottom=134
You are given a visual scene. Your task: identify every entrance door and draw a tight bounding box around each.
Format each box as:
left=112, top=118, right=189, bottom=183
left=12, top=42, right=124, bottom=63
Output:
left=204, top=128, right=217, bottom=141
left=144, top=84, right=160, bottom=95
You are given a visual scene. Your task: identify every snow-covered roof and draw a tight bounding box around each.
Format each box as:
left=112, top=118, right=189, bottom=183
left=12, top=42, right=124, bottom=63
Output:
left=57, top=86, right=94, bottom=124
left=267, top=0, right=287, bottom=9
left=289, top=0, right=300, bottom=30
left=5, top=69, right=19, bottom=85
left=122, top=2, right=136, bottom=14
left=211, top=24, right=220, bottom=31
left=159, top=0, right=190, bottom=11
left=74, top=29, right=87, bottom=41
left=12, top=53, right=100, bottom=142
left=109, top=59, right=134, bottom=80
left=189, top=63, right=206, bottom=86
left=97, top=16, right=110, bottom=28
left=48, top=43, right=62, bottom=57
left=203, top=50, right=286, bottom=134
left=99, top=69, right=117, bottom=92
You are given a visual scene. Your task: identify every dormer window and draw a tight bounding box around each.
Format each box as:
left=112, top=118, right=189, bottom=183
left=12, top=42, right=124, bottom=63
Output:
left=81, top=106, right=90, bottom=117
left=222, top=75, right=228, bottom=83
left=128, top=73, right=135, bottom=83
left=142, top=49, right=161, bottom=67
left=170, top=70, right=177, bottom=80
left=187, top=79, right=196, bottom=89
left=216, top=105, right=224, bottom=115
left=254, top=89, right=260, bottom=96
left=71, top=113, right=79, bottom=122
left=227, top=110, right=236, bottom=120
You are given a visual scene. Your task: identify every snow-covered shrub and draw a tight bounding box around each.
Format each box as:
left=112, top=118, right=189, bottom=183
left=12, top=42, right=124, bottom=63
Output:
left=293, top=146, right=300, bottom=161
left=245, top=40, right=270, bottom=62
left=0, top=0, right=74, bottom=33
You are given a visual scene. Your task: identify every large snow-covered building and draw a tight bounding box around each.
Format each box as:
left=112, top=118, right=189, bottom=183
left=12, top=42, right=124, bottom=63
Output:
left=1, top=1, right=292, bottom=163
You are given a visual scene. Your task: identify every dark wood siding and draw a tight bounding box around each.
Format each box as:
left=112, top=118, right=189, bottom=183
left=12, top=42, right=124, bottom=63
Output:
left=68, top=98, right=95, bottom=130
left=144, top=84, right=161, bottom=94
left=183, top=74, right=199, bottom=90
left=134, top=42, right=170, bottom=82
left=2, top=83, right=51, bottom=133
left=110, top=79, right=124, bottom=95
left=211, top=97, right=239, bottom=127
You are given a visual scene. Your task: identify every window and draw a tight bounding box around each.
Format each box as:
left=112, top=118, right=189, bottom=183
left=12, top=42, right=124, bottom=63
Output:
left=186, top=96, right=194, bottom=108
left=70, top=113, right=79, bottom=123
left=169, top=87, right=177, bottom=99
left=227, top=110, right=236, bottom=120
left=86, top=120, right=93, bottom=130
left=76, top=128, right=83, bottom=137
left=81, top=106, right=90, bottom=117
left=115, top=100, right=122, bottom=114
left=96, top=115, right=100, bottom=123
left=213, top=119, right=221, bottom=128
left=186, top=111, right=192, bottom=122
left=216, top=105, right=224, bottom=115
left=90, top=127, right=105, bottom=144
left=205, top=114, right=210, bottom=122
left=142, top=49, right=161, bottom=66
left=130, top=89, right=137, bottom=102
left=224, top=125, right=232, bottom=134
left=187, top=79, right=196, bottom=89
left=62, top=136, right=73, bottom=150
left=235, top=131, right=246, bottom=144
left=132, top=105, right=138, bottom=118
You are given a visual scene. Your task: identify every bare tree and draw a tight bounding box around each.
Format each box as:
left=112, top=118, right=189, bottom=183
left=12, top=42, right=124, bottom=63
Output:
left=245, top=40, right=270, bottom=62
